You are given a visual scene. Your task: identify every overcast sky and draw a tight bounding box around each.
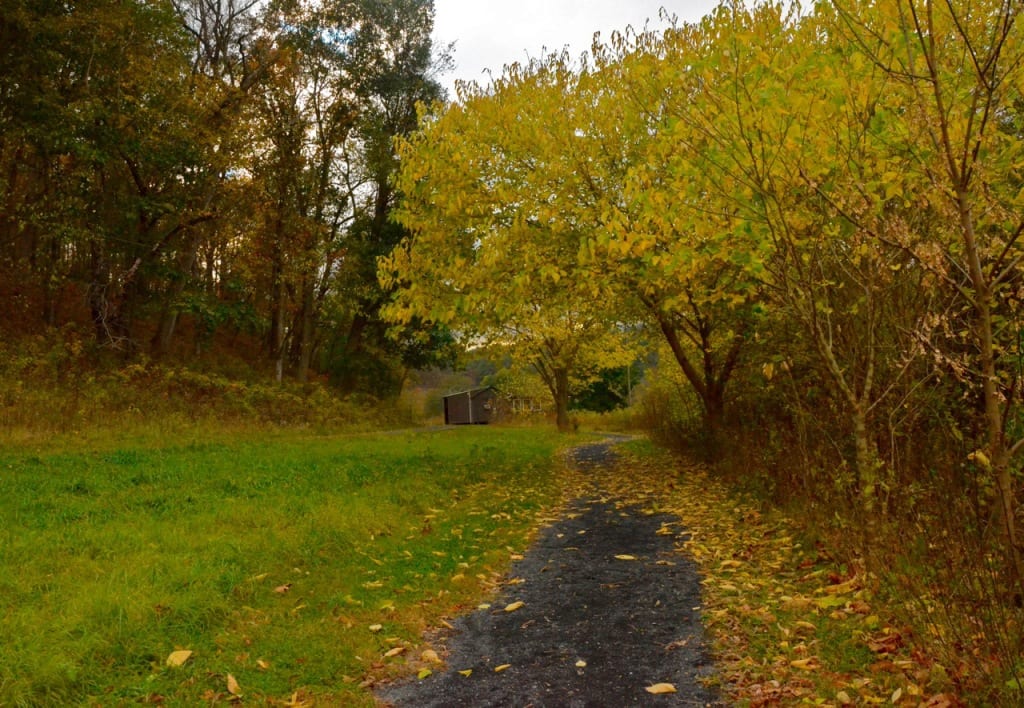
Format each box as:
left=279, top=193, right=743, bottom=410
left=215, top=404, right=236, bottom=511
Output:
left=432, top=1, right=722, bottom=93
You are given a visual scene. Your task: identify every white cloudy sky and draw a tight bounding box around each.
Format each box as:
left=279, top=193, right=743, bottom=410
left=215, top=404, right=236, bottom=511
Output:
left=432, top=1, right=722, bottom=92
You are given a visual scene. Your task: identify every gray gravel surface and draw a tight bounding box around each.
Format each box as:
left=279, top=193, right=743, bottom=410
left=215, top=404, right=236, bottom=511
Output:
left=376, top=439, right=721, bottom=707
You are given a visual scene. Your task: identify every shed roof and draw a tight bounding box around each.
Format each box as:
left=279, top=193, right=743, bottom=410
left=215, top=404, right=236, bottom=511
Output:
left=442, top=386, right=496, bottom=398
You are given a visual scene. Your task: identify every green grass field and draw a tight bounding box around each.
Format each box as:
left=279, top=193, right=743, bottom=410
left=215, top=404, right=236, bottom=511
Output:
left=0, top=426, right=569, bottom=706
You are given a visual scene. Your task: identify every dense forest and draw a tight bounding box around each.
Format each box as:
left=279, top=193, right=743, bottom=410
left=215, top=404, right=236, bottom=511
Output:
left=1, top=0, right=453, bottom=395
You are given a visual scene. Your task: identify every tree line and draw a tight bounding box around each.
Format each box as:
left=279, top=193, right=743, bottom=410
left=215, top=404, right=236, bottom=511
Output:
left=0, top=0, right=451, bottom=394
left=382, top=0, right=1024, bottom=688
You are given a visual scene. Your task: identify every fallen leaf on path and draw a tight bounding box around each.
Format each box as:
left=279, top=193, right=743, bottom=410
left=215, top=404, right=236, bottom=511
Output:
left=417, top=668, right=432, bottom=679
left=504, top=601, right=525, bottom=612
left=458, top=669, right=473, bottom=677
left=494, top=664, right=511, bottom=672
left=383, top=647, right=405, bottom=658
left=615, top=554, right=637, bottom=561
left=645, top=683, right=677, bottom=694
left=575, top=659, right=587, bottom=667
left=421, top=649, right=441, bottom=664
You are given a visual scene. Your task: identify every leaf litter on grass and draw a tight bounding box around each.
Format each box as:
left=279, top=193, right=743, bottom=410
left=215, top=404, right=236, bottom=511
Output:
left=0, top=427, right=573, bottom=707
left=595, top=442, right=961, bottom=707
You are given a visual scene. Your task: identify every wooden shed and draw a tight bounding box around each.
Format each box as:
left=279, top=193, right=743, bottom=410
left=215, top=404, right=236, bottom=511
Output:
left=443, top=387, right=496, bottom=425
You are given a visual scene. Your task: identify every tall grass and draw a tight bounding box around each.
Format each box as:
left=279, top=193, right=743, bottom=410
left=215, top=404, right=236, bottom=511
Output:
left=0, top=327, right=413, bottom=441
left=0, top=427, right=569, bottom=705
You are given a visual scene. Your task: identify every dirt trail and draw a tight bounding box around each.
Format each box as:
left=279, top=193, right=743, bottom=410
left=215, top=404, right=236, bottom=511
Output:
left=377, top=439, right=721, bottom=707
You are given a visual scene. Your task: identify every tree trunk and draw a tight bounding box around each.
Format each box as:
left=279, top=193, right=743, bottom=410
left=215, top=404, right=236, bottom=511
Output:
left=957, top=188, right=1023, bottom=589
left=553, top=367, right=572, bottom=433
left=296, top=275, right=315, bottom=383
left=652, top=308, right=744, bottom=454
left=153, top=233, right=202, bottom=356
left=267, top=234, right=288, bottom=371
left=88, top=244, right=132, bottom=348
left=703, top=387, right=726, bottom=456
left=335, top=313, right=368, bottom=394
left=851, top=403, right=879, bottom=514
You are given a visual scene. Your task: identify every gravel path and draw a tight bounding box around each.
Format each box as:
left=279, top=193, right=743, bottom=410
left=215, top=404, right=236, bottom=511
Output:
left=376, top=439, right=720, bottom=707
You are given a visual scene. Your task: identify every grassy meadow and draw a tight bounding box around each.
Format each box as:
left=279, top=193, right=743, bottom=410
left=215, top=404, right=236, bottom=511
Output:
left=0, top=426, right=570, bottom=706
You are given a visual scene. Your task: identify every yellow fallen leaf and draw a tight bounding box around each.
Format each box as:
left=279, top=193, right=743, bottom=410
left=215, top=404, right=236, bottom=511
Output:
left=281, top=690, right=313, bottom=707
left=494, top=664, right=511, bottom=672
left=226, top=674, right=242, bottom=696
left=504, top=601, right=525, bottom=612
left=417, top=668, right=432, bottom=679
left=166, top=650, right=192, bottom=667
left=719, top=559, right=743, bottom=568
left=891, top=688, right=903, bottom=703
left=790, top=658, right=819, bottom=670
left=823, top=577, right=859, bottom=595
left=645, top=683, right=677, bottom=694
left=256, top=659, right=270, bottom=670
left=458, top=669, right=473, bottom=677
left=368, top=624, right=383, bottom=632
left=383, top=646, right=405, bottom=658
left=615, top=554, right=637, bottom=561
left=575, top=659, right=587, bottom=668
left=421, top=649, right=441, bottom=664
left=836, top=690, right=853, bottom=705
